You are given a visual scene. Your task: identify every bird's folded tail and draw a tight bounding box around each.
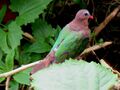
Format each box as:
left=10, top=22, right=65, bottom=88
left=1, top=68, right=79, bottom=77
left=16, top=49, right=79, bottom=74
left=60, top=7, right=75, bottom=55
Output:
left=30, top=50, right=55, bottom=74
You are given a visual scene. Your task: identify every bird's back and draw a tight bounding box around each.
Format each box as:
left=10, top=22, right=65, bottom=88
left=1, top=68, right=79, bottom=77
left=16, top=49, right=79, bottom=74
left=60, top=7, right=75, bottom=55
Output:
left=53, top=25, right=89, bottom=62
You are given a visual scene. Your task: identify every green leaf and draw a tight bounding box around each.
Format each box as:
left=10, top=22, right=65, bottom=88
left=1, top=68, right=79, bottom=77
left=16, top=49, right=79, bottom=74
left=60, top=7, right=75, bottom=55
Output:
left=10, top=0, right=53, bottom=26
left=19, top=52, right=31, bottom=64
left=8, top=21, right=23, bottom=49
left=9, top=80, right=19, bottom=90
left=0, top=5, right=7, bottom=23
left=32, top=19, right=55, bottom=41
left=0, top=60, right=6, bottom=72
left=0, top=28, right=10, bottom=53
left=31, top=59, right=118, bottom=90
left=0, top=49, right=3, bottom=60
left=49, top=38, right=55, bottom=46
left=26, top=41, right=51, bottom=53
left=5, top=50, right=15, bottom=71
left=30, top=53, right=42, bottom=62
left=30, top=19, right=60, bottom=53
left=73, top=0, right=86, bottom=8
left=0, top=78, right=5, bottom=83
left=98, top=38, right=104, bottom=44
left=13, top=68, right=31, bottom=85
left=14, top=47, right=20, bottom=61
left=19, top=49, right=42, bottom=64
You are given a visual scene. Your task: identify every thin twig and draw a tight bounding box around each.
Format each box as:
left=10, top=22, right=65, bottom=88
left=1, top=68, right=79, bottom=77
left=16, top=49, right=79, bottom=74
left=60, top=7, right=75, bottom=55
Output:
left=80, top=41, right=112, bottom=56
left=94, top=5, right=120, bottom=36
left=100, top=59, right=120, bottom=77
left=0, top=41, right=112, bottom=78
left=5, top=76, right=11, bottom=90
left=0, top=84, right=5, bottom=86
left=0, top=61, right=40, bottom=78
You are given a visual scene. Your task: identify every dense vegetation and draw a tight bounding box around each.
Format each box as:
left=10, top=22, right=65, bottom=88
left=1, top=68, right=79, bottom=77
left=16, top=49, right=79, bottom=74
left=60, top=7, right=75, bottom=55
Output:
left=0, top=0, right=120, bottom=89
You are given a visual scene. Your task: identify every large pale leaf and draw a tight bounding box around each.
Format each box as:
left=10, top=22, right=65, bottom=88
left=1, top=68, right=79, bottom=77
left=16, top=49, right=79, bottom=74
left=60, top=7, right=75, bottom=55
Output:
left=31, top=59, right=118, bottom=90
left=10, top=0, right=53, bottom=26
left=8, top=21, right=23, bottom=49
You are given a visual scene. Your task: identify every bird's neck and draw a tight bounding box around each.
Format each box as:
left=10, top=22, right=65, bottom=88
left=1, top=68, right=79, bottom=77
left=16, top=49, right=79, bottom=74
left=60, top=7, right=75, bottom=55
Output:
left=69, top=19, right=89, bottom=31
left=69, top=19, right=90, bottom=37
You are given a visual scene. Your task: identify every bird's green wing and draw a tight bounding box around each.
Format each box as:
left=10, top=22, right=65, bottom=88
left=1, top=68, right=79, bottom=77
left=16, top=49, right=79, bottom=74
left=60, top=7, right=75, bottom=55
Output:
left=51, top=25, right=71, bottom=50
left=55, top=31, right=87, bottom=62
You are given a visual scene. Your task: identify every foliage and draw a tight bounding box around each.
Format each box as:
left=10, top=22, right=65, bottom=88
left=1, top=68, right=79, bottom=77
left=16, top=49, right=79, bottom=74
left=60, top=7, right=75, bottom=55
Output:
left=0, top=0, right=60, bottom=89
left=13, top=68, right=31, bottom=85
left=0, top=0, right=119, bottom=90
left=9, top=80, right=19, bottom=90
left=10, top=0, right=53, bottom=26
left=0, top=5, right=7, bottom=23
left=31, top=59, right=118, bottom=90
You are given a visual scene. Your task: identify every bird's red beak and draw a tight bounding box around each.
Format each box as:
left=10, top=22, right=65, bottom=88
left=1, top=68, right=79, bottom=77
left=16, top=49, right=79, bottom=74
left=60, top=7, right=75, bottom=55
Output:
left=89, top=15, right=94, bottom=19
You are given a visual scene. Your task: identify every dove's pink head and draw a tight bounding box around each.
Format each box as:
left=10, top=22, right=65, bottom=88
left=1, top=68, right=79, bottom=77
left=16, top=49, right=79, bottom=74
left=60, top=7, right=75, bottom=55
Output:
left=69, top=9, right=93, bottom=33
left=70, top=9, right=93, bottom=28
left=75, top=9, right=93, bottom=21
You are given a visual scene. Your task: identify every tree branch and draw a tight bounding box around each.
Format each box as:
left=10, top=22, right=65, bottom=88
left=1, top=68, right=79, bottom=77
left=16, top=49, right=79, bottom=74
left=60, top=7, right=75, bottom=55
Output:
left=76, top=41, right=112, bottom=59
left=0, top=61, right=40, bottom=78
left=94, top=5, right=120, bottom=36
left=5, top=76, right=11, bottom=90
left=81, top=41, right=112, bottom=56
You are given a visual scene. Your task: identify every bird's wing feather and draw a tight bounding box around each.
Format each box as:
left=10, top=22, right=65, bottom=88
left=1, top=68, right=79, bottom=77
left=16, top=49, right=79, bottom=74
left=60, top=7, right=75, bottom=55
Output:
left=54, top=31, right=84, bottom=62
left=51, top=25, right=71, bottom=50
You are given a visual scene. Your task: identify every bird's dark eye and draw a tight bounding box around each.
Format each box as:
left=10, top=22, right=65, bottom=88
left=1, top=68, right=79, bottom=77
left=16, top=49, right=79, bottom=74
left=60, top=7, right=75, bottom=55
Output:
left=84, top=13, right=88, bottom=16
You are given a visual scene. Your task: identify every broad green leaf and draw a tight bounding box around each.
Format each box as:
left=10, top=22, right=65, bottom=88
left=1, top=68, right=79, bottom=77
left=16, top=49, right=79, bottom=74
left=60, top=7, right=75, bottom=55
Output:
left=10, top=0, right=53, bottom=26
left=13, top=68, right=31, bottom=85
left=32, top=19, right=55, bottom=41
left=19, top=52, right=31, bottom=64
left=30, top=53, right=42, bottom=62
left=0, top=78, right=5, bottom=83
left=31, top=59, right=118, bottom=90
left=26, top=41, right=51, bottom=53
left=0, top=60, right=6, bottom=72
left=49, top=25, right=61, bottom=45
left=73, top=0, right=86, bottom=8
left=5, top=49, right=15, bottom=71
left=0, top=28, right=10, bottom=53
left=31, top=19, right=60, bottom=53
left=18, top=43, right=42, bottom=64
left=19, top=50, right=42, bottom=64
left=0, top=49, right=3, bottom=60
left=9, top=80, right=19, bottom=90
left=14, top=47, right=20, bottom=61
left=0, top=5, right=7, bottom=23
left=49, top=38, right=55, bottom=46
left=8, top=21, right=23, bottom=49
